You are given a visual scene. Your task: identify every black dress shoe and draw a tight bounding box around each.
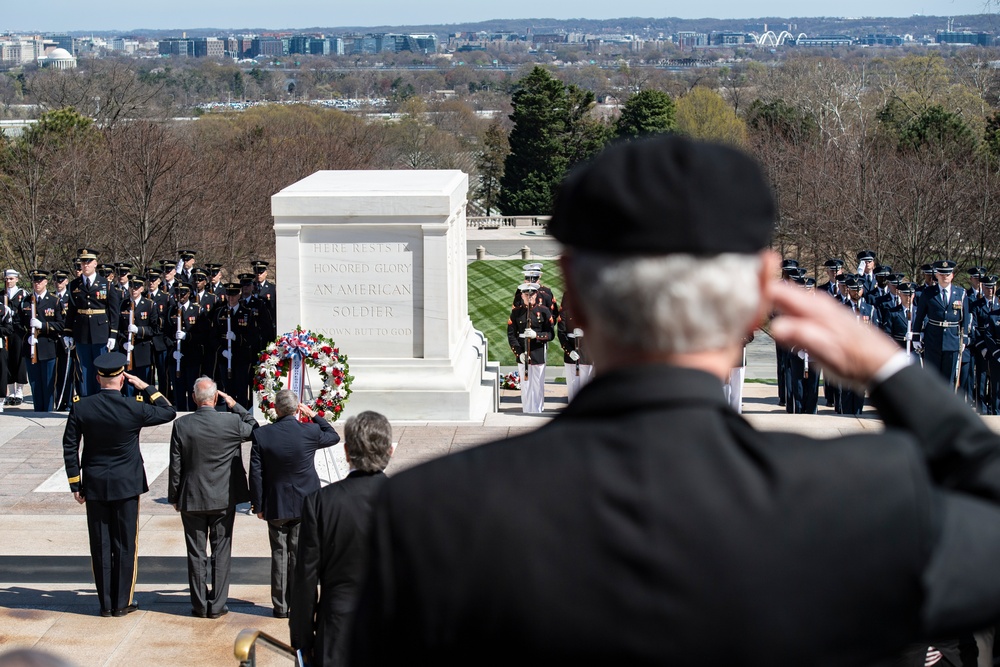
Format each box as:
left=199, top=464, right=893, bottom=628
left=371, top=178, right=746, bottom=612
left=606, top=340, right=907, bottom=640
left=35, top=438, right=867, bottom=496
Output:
left=100, top=609, right=112, bottom=618
left=112, top=604, right=138, bottom=617
left=208, top=606, right=229, bottom=619
left=273, top=609, right=288, bottom=619
left=191, top=609, right=207, bottom=618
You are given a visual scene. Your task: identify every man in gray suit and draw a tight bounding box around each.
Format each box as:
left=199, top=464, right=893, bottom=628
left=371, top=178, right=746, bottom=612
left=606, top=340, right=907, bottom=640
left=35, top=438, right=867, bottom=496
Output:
left=168, top=376, right=257, bottom=618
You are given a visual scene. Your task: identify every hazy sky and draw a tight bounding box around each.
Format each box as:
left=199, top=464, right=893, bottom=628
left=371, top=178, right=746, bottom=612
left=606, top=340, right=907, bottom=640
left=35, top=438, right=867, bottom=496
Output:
left=3, top=0, right=994, bottom=32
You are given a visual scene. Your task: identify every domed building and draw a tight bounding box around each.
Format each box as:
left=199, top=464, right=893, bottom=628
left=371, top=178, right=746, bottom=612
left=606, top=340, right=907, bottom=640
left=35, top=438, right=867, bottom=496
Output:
left=41, top=48, right=77, bottom=70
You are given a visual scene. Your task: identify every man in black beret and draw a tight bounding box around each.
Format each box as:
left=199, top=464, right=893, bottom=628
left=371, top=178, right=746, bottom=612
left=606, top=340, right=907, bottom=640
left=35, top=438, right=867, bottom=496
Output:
left=62, top=352, right=176, bottom=617
left=351, top=135, right=1000, bottom=666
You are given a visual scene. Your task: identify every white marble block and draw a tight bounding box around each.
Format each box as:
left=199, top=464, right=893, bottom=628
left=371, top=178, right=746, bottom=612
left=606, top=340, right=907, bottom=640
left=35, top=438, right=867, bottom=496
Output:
left=272, top=170, right=499, bottom=421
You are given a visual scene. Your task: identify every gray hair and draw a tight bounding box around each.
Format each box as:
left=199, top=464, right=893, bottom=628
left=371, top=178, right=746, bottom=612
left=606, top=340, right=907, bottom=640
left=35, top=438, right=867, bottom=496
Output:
left=344, top=411, right=393, bottom=473
left=274, top=389, right=299, bottom=418
left=568, top=251, right=762, bottom=354
left=192, top=377, right=217, bottom=404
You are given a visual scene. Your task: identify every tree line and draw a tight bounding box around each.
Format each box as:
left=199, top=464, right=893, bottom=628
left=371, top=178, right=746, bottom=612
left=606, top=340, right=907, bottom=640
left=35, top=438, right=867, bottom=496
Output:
left=3, top=50, right=1000, bottom=277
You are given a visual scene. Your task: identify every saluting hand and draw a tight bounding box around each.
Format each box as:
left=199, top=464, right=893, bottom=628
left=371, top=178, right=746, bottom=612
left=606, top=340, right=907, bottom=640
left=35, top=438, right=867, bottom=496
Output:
left=123, top=372, right=149, bottom=392
left=216, top=390, right=237, bottom=410
left=298, top=403, right=316, bottom=420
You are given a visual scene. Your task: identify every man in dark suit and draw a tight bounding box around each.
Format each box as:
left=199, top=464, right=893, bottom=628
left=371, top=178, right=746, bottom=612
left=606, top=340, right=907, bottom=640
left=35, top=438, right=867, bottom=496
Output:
left=168, top=376, right=257, bottom=619
left=62, top=352, right=176, bottom=617
left=350, top=135, right=1000, bottom=667
left=290, top=411, right=393, bottom=667
left=250, top=389, right=340, bottom=619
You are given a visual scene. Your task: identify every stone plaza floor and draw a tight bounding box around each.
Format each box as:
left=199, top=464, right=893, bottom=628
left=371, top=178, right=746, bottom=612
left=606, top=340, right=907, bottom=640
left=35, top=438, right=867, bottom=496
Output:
left=3, top=361, right=997, bottom=665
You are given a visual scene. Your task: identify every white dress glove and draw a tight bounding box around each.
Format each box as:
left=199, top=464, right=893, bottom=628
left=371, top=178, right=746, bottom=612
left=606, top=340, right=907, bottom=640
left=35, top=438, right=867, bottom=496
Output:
left=857, top=261, right=866, bottom=274
left=913, top=341, right=924, bottom=352
left=106, top=339, right=116, bottom=352
left=518, top=352, right=526, bottom=364
left=123, top=342, right=134, bottom=352
left=904, top=332, right=913, bottom=341
left=796, top=349, right=807, bottom=359
left=523, top=329, right=537, bottom=339
left=63, top=336, right=74, bottom=349
left=226, top=331, right=236, bottom=341
left=572, top=328, right=584, bottom=338
left=569, top=350, right=580, bottom=361
left=176, top=330, right=187, bottom=341
left=29, top=318, right=42, bottom=329
left=222, top=350, right=232, bottom=360
left=128, top=324, right=139, bottom=334
left=27, top=335, right=37, bottom=345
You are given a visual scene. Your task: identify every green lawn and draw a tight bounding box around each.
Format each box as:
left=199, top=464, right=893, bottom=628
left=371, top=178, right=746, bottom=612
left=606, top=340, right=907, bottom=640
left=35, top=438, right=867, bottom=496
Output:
left=467, top=259, right=566, bottom=367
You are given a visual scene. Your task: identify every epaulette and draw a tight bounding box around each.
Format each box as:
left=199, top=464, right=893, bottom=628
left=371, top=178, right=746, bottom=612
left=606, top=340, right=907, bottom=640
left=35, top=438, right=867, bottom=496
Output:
left=136, top=395, right=144, bottom=402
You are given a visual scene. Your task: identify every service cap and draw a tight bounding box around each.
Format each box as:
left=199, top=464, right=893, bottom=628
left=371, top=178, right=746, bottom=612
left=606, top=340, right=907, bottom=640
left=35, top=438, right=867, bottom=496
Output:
left=982, top=275, right=999, bottom=287
left=897, top=282, right=917, bottom=294
left=518, top=283, right=540, bottom=292
left=225, top=282, right=241, bottom=295
left=76, top=248, right=98, bottom=260
left=857, top=250, right=876, bottom=262
left=823, top=258, right=844, bottom=269
left=129, top=278, right=145, bottom=290
left=29, top=269, right=48, bottom=280
left=94, top=352, right=127, bottom=377
left=4, top=269, right=19, bottom=279
left=933, top=260, right=956, bottom=274
left=179, top=249, right=197, bottom=261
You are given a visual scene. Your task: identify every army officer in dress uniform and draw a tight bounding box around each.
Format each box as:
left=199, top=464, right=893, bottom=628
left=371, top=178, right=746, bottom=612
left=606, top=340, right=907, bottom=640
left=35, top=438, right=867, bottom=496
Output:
left=64, top=248, right=122, bottom=397
left=62, top=352, right=176, bottom=617
left=20, top=270, right=64, bottom=412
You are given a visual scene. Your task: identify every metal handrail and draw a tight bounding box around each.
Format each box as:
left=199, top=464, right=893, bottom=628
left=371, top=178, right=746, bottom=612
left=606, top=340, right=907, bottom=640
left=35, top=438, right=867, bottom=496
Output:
left=234, top=628, right=297, bottom=666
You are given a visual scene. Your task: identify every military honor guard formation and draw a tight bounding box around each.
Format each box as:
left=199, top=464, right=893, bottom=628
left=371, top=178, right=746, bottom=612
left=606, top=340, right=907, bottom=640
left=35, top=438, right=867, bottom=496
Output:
left=0, top=248, right=278, bottom=413
left=774, top=251, right=1000, bottom=416
left=506, top=262, right=593, bottom=412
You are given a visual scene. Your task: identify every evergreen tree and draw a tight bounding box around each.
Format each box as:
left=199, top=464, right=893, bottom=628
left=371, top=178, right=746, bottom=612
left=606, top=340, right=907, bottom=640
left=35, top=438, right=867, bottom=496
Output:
left=499, top=67, right=570, bottom=215
left=615, top=89, right=676, bottom=140
left=474, top=120, right=509, bottom=215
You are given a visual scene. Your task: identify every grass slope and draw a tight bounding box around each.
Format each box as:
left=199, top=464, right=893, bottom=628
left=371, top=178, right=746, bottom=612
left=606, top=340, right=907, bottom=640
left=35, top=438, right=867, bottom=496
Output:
left=467, top=259, right=565, bottom=367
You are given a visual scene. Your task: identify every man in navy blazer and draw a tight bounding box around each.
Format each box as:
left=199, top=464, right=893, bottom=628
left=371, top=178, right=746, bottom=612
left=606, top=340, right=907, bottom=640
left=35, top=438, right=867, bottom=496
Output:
left=250, top=389, right=340, bottom=618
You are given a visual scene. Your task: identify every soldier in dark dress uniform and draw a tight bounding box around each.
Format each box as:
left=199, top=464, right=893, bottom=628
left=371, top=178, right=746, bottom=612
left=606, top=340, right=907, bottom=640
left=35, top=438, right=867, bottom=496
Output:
left=249, top=270, right=278, bottom=346
left=841, top=276, right=880, bottom=415
left=207, top=264, right=226, bottom=299
left=51, top=270, right=73, bottom=410
left=117, top=278, right=157, bottom=397
left=251, top=260, right=277, bottom=336
left=881, top=281, right=919, bottom=359
left=856, top=250, right=877, bottom=295
left=912, top=260, right=970, bottom=390
left=20, top=270, right=64, bottom=412
left=4, top=268, right=29, bottom=405
left=786, top=276, right=820, bottom=415
left=192, top=269, right=219, bottom=379
left=168, top=284, right=205, bottom=412
left=218, top=282, right=264, bottom=410
left=177, top=250, right=197, bottom=287
left=62, top=352, right=175, bottom=618
left=817, top=258, right=843, bottom=298
left=969, top=274, right=999, bottom=415
left=112, top=263, right=132, bottom=303
left=64, top=249, right=122, bottom=397
left=775, top=260, right=800, bottom=407
left=145, top=269, right=173, bottom=402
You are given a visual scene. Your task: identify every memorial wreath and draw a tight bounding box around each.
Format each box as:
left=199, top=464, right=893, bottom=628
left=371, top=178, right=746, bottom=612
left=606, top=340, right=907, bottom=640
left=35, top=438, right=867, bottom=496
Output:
left=501, top=370, right=521, bottom=390
left=254, top=327, right=353, bottom=423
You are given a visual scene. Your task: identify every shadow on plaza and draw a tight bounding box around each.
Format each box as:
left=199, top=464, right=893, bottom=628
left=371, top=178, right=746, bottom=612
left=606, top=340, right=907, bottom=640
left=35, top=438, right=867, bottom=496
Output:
left=0, top=586, right=269, bottom=617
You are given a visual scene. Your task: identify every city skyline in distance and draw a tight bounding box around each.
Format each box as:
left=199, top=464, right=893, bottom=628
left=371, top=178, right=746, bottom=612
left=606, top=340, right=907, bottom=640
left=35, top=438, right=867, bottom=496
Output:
left=3, top=0, right=994, bottom=33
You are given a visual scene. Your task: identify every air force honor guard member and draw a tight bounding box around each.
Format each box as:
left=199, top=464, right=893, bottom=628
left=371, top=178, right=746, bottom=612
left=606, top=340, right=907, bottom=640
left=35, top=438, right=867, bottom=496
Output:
left=62, top=352, right=176, bottom=617
left=64, top=249, right=122, bottom=397
left=912, top=260, right=970, bottom=388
